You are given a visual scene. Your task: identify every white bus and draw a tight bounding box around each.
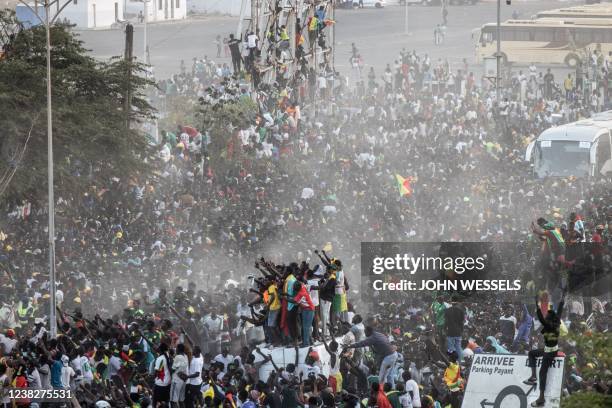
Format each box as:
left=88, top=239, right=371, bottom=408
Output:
left=535, top=4, right=612, bottom=20
left=525, top=111, right=612, bottom=178
left=476, top=19, right=612, bottom=67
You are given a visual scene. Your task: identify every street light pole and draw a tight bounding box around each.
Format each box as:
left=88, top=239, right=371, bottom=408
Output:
left=496, top=0, right=501, bottom=102
left=44, top=0, right=57, bottom=340
left=18, top=0, right=74, bottom=339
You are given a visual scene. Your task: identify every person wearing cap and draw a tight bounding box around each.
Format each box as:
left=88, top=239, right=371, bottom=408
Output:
left=0, top=329, right=17, bottom=354
left=531, top=218, right=566, bottom=267
left=60, top=355, right=76, bottom=389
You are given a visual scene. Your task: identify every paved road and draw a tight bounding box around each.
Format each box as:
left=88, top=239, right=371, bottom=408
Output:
left=77, top=0, right=581, bottom=80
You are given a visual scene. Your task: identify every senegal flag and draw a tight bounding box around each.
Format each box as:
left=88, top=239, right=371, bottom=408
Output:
left=395, top=174, right=413, bottom=197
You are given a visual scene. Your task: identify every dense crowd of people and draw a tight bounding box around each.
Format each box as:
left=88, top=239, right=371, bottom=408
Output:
left=1, top=10, right=612, bottom=407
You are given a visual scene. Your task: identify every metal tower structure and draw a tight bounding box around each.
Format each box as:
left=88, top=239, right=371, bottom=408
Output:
left=236, top=0, right=335, bottom=87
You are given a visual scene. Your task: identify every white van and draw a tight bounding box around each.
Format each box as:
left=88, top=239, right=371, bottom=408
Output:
left=525, top=111, right=612, bottom=178
left=353, top=0, right=386, bottom=8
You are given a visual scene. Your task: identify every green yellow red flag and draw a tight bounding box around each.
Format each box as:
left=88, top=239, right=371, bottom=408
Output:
left=395, top=174, right=413, bottom=197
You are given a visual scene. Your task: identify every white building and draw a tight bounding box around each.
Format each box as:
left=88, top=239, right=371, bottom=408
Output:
left=124, top=0, right=186, bottom=22
left=15, top=0, right=124, bottom=28
left=187, top=0, right=247, bottom=16
left=60, top=0, right=125, bottom=28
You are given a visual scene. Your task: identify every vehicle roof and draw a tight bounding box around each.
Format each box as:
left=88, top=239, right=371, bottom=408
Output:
left=537, top=4, right=612, bottom=17
left=482, top=18, right=612, bottom=28
left=538, top=111, right=612, bottom=142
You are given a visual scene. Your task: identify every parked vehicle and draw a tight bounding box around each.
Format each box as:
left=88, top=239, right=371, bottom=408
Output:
left=353, top=0, right=386, bottom=9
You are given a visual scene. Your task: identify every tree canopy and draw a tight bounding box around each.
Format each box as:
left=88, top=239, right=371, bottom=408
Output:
left=0, top=11, right=154, bottom=206
left=196, top=77, right=258, bottom=170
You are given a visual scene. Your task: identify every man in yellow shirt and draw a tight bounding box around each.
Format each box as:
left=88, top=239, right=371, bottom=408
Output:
left=564, top=73, right=574, bottom=101
left=265, top=279, right=281, bottom=346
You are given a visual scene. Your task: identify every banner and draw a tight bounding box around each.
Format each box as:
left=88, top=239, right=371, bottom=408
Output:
left=253, top=338, right=343, bottom=382
left=462, top=354, right=564, bottom=408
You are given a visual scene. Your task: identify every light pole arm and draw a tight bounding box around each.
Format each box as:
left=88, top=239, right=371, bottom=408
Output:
left=51, top=0, right=75, bottom=25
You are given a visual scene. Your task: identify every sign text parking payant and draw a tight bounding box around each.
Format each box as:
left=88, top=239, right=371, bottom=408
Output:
left=462, top=354, right=565, bottom=408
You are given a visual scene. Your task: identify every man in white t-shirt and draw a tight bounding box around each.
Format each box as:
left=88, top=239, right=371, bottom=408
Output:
left=202, top=311, right=223, bottom=355
left=0, top=330, right=17, bottom=354
left=185, top=346, right=204, bottom=408
left=171, top=344, right=189, bottom=404
left=153, top=343, right=171, bottom=406
left=397, top=382, right=413, bottom=408
left=403, top=371, right=421, bottom=407
left=60, top=356, right=75, bottom=389
left=213, top=346, right=234, bottom=374
left=317, top=74, right=327, bottom=98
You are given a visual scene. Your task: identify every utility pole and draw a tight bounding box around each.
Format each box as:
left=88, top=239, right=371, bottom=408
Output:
left=125, top=23, right=134, bottom=127
left=288, top=2, right=296, bottom=77
left=330, top=0, right=335, bottom=96
left=236, top=0, right=248, bottom=38
left=496, top=0, right=501, bottom=102
left=252, top=0, right=258, bottom=34
left=404, top=0, right=408, bottom=35
left=18, top=0, right=74, bottom=339
left=143, top=0, right=149, bottom=64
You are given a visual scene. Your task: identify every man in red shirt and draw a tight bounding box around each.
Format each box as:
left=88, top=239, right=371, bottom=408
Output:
left=591, top=225, right=605, bottom=266
left=293, top=281, right=315, bottom=347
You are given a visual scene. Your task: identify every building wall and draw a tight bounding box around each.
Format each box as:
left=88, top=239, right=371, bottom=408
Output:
left=59, top=0, right=125, bottom=28
left=186, top=0, right=248, bottom=17
left=59, top=0, right=90, bottom=27
left=15, top=4, right=46, bottom=27
left=125, top=0, right=185, bottom=21
left=151, top=0, right=186, bottom=21
left=2, top=0, right=21, bottom=9
left=12, top=0, right=125, bottom=29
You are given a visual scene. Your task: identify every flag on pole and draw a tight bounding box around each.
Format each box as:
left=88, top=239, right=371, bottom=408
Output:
left=395, top=174, right=414, bottom=197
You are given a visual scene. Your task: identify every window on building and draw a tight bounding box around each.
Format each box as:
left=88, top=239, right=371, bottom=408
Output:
left=176, top=0, right=180, bottom=8
left=159, top=0, right=163, bottom=10
left=73, top=0, right=77, bottom=4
